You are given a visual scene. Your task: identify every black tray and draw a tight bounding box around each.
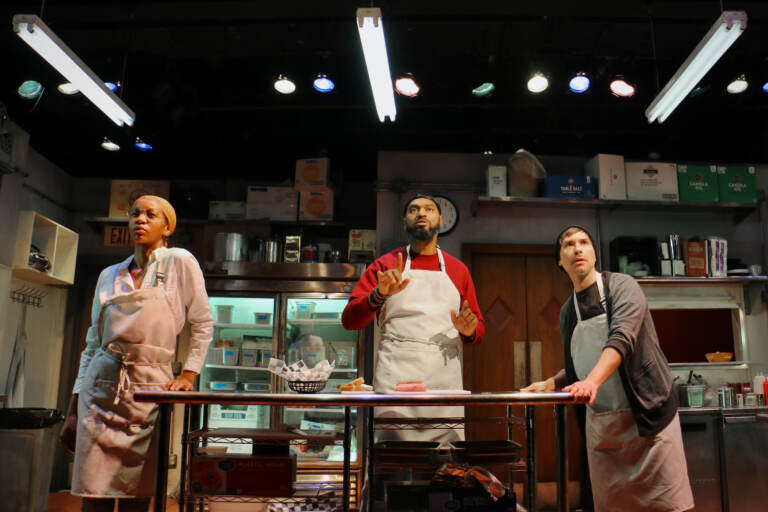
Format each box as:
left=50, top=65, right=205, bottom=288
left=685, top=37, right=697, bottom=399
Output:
left=373, top=441, right=442, bottom=463
left=449, top=440, right=522, bottom=463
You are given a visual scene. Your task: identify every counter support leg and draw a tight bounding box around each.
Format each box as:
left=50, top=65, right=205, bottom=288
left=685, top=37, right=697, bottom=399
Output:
left=179, top=404, right=190, bottom=512
left=154, top=403, right=171, bottom=512
left=525, top=405, right=537, bottom=512
left=343, top=406, right=351, bottom=512
left=555, top=404, right=568, bottom=512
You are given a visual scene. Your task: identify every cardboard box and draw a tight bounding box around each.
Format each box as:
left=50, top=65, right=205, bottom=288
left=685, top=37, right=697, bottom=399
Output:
left=348, top=229, right=376, bottom=258
left=108, top=180, right=171, bottom=219
left=624, top=162, right=679, bottom=201
left=686, top=241, right=707, bottom=276
left=677, top=164, right=719, bottom=202
left=299, top=189, right=334, bottom=221
left=208, top=201, right=246, bottom=220
left=544, top=176, right=596, bottom=199
left=190, top=454, right=296, bottom=496
left=585, top=154, right=626, bottom=200
left=717, top=165, right=757, bottom=203
left=295, top=157, right=330, bottom=189
left=485, top=165, right=507, bottom=197
left=246, top=186, right=298, bottom=222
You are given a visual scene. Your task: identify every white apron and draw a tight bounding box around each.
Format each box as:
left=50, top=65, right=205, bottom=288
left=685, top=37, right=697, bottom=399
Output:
left=72, top=259, right=178, bottom=498
left=572, top=274, right=694, bottom=512
left=373, top=247, right=465, bottom=443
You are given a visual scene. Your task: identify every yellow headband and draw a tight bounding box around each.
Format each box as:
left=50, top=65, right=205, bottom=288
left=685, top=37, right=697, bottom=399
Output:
left=132, top=195, right=177, bottom=235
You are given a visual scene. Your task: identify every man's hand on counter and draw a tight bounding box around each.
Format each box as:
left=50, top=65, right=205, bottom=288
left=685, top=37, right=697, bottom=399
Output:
left=165, top=370, right=197, bottom=391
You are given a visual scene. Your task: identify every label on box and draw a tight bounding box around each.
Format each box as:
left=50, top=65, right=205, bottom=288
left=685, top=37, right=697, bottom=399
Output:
left=109, top=180, right=171, bottom=219
left=544, top=176, right=595, bottom=198
left=677, top=165, right=718, bottom=202
left=299, top=190, right=333, bottom=221
left=486, top=165, right=507, bottom=197
left=208, top=201, right=246, bottom=220
left=295, top=157, right=330, bottom=189
left=625, top=162, right=678, bottom=201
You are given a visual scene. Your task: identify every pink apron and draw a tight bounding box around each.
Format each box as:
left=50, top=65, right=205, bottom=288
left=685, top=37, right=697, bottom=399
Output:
left=373, top=246, right=464, bottom=443
left=572, top=273, right=694, bottom=511
left=72, top=259, right=178, bottom=498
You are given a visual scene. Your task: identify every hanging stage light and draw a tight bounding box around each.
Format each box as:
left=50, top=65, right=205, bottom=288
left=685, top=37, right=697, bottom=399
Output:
left=726, top=74, right=748, bottom=94
left=134, top=137, right=153, bottom=151
left=100, top=137, right=120, bottom=151
left=472, top=82, right=495, bottom=97
left=610, top=77, right=636, bottom=97
left=18, top=80, right=43, bottom=99
left=568, top=73, right=590, bottom=93
left=394, top=74, right=420, bottom=97
left=527, top=73, right=549, bottom=93
left=313, top=74, right=335, bottom=93
left=274, top=75, right=296, bottom=94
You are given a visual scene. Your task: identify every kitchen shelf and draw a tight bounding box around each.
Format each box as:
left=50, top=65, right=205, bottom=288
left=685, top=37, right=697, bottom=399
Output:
left=214, top=322, right=273, bottom=329
left=204, top=364, right=271, bottom=371
left=473, top=195, right=761, bottom=223
left=669, top=361, right=750, bottom=369
left=285, top=407, right=347, bottom=414
left=287, top=318, right=342, bottom=324
left=636, top=276, right=768, bottom=284
left=12, top=210, right=79, bottom=286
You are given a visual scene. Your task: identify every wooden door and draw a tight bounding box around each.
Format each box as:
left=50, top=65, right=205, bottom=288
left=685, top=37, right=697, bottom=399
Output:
left=462, top=244, right=582, bottom=485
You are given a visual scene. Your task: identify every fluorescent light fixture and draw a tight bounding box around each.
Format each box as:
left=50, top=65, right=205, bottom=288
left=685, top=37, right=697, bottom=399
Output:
left=18, top=80, right=43, bottom=99
left=645, top=11, right=746, bottom=123
left=527, top=73, right=549, bottom=93
left=394, top=74, right=420, bottom=97
left=274, top=75, right=296, bottom=94
left=13, top=14, right=135, bottom=126
left=568, top=73, right=590, bottom=93
left=726, top=74, right=748, bottom=94
left=472, top=82, right=495, bottom=97
left=57, top=82, right=79, bottom=94
left=313, top=74, right=335, bottom=93
left=100, top=137, right=120, bottom=151
left=356, top=8, right=396, bottom=122
left=610, top=77, right=635, bottom=97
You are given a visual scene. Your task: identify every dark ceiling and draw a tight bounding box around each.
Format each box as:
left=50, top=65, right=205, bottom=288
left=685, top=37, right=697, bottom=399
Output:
left=2, top=1, right=768, bottom=183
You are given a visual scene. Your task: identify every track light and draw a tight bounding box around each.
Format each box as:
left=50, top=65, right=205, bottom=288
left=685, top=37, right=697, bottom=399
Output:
left=726, top=74, right=748, bottom=94
left=610, top=77, right=635, bottom=97
left=100, top=137, right=120, bottom=151
left=527, top=73, right=549, bottom=93
left=645, top=11, right=747, bottom=123
left=18, top=80, right=43, bottom=99
left=356, top=8, right=396, bottom=122
left=13, top=14, right=135, bottom=126
left=762, top=81, right=768, bottom=93
left=312, top=74, right=335, bottom=93
left=568, top=73, right=590, bottom=93
left=274, top=75, right=296, bottom=94
left=472, top=82, right=495, bottom=97
left=394, top=74, right=420, bottom=97
left=134, top=138, right=153, bottom=151
left=57, top=82, right=78, bottom=94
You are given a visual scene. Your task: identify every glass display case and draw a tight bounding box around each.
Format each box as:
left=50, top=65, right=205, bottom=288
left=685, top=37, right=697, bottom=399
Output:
left=281, top=294, right=362, bottom=463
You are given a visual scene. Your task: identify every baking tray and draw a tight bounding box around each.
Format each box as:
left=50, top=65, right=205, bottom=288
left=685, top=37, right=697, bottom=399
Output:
left=449, top=439, right=522, bottom=463
left=373, top=441, right=441, bottom=463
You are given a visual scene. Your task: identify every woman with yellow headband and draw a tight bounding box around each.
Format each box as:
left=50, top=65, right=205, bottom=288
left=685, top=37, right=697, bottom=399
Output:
left=60, top=195, right=213, bottom=511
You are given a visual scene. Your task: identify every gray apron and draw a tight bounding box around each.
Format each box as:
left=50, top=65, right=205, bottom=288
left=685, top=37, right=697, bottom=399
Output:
left=572, top=273, right=694, bottom=512
left=373, top=246, right=464, bottom=443
left=72, top=259, right=178, bottom=498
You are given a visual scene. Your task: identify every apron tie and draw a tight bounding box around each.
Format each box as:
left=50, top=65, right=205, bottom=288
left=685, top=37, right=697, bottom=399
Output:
left=103, top=344, right=172, bottom=405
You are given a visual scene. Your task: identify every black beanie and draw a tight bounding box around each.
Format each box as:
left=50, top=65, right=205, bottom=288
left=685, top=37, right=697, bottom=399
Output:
left=554, top=225, right=599, bottom=272
left=403, top=194, right=441, bottom=216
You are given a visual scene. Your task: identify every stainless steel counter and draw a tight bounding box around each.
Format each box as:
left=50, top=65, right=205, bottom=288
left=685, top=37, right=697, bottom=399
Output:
left=135, top=390, right=586, bottom=512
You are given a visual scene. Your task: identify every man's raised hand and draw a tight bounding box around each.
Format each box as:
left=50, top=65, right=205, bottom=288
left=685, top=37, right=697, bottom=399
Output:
left=451, top=299, right=478, bottom=337
left=377, top=251, right=410, bottom=296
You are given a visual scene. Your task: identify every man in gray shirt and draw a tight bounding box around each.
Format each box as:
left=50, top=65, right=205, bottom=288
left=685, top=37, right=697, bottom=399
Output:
left=523, top=225, right=693, bottom=512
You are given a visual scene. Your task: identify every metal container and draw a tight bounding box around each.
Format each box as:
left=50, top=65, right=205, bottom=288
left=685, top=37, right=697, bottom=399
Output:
left=214, top=232, right=248, bottom=262
left=264, top=240, right=282, bottom=262
left=718, top=386, right=734, bottom=408
left=250, top=237, right=265, bottom=262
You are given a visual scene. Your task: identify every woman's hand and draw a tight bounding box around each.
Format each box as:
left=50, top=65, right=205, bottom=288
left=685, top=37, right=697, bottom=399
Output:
left=165, top=370, right=198, bottom=391
left=520, top=377, right=555, bottom=393
left=60, top=394, right=78, bottom=456
left=562, top=378, right=600, bottom=403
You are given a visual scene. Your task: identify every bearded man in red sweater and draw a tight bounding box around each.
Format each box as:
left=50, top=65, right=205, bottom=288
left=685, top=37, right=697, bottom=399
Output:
left=342, top=194, right=484, bottom=442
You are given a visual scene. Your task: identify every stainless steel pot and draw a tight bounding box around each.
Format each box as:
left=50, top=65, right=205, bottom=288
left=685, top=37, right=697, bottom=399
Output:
left=214, top=232, right=248, bottom=261
left=264, top=240, right=282, bottom=262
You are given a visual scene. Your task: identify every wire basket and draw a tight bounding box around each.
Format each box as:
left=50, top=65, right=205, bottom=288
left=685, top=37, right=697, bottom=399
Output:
left=288, top=380, right=327, bottom=393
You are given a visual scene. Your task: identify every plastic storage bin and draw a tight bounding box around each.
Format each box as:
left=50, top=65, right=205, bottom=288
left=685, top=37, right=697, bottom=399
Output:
left=209, top=347, right=240, bottom=366
left=0, top=408, right=64, bottom=512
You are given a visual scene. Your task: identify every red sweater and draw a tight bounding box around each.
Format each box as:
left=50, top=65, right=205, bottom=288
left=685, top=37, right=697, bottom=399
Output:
left=342, top=247, right=485, bottom=345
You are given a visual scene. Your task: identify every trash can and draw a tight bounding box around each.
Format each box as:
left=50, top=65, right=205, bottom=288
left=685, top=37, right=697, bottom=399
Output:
left=0, top=408, right=64, bottom=512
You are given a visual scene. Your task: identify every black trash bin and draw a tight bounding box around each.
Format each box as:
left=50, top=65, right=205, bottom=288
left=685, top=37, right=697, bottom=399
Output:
left=0, top=408, right=64, bottom=512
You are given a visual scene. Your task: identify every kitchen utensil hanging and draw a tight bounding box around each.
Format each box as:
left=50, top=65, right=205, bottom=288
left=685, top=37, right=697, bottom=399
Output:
left=9, top=285, right=47, bottom=308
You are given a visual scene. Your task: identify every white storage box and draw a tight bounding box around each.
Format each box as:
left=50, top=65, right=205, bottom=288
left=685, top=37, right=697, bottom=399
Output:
left=625, top=162, right=679, bottom=201
left=299, top=190, right=334, bottom=221
left=246, top=186, right=298, bottom=222
left=585, top=154, right=627, bottom=200
left=209, top=347, right=240, bottom=366
left=295, top=157, right=330, bottom=189
left=486, top=165, right=507, bottom=197
left=209, top=201, right=246, bottom=220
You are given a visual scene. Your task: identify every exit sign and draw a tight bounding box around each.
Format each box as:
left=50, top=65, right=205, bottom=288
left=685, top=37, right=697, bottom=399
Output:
left=104, top=226, right=132, bottom=247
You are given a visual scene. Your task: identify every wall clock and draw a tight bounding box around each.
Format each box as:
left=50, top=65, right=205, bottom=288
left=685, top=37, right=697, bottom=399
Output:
left=432, top=195, right=459, bottom=236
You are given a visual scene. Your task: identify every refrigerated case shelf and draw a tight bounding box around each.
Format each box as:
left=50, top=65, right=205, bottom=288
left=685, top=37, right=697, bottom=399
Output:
left=287, top=318, right=342, bottom=325
left=214, top=322, right=274, bottom=329
left=204, top=364, right=271, bottom=371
